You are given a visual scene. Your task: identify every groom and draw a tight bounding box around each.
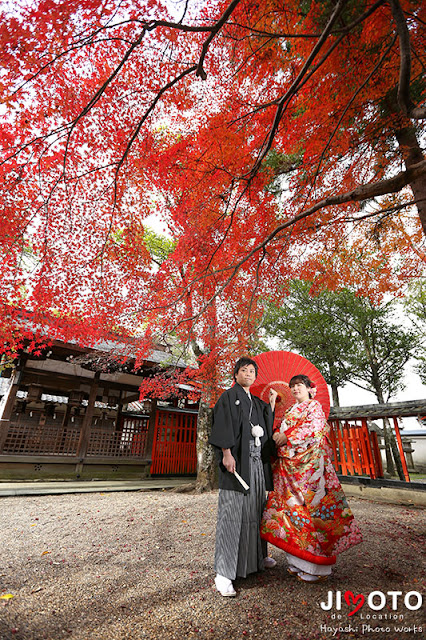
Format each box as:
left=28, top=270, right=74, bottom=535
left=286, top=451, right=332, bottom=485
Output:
left=209, top=356, right=277, bottom=596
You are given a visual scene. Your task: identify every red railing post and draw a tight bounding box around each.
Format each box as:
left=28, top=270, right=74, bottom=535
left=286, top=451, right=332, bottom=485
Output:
left=328, top=420, right=340, bottom=471
left=342, top=422, right=355, bottom=475
left=336, top=422, right=348, bottom=475
left=360, top=419, right=377, bottom=479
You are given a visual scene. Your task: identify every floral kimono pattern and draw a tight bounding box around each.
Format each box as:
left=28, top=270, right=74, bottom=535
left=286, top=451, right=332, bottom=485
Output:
left=260, top=399, right=362, bottom=565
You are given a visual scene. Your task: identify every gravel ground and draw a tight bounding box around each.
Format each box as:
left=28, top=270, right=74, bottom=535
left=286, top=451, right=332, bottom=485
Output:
left=0, top=490, right=424, bottom=640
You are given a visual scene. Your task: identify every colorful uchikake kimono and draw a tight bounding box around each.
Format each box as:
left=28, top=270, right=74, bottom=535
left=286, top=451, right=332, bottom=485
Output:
left=260, top=399, right=362, bottom=575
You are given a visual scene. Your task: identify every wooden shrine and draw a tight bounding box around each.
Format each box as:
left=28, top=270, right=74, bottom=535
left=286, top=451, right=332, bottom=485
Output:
left=0, top=338, right=199, bottom=481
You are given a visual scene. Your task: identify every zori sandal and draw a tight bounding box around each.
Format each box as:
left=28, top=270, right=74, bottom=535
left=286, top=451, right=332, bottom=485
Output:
left=214, top=574, right=237, bottom=596
left=297, top=572, right=328, bottom=583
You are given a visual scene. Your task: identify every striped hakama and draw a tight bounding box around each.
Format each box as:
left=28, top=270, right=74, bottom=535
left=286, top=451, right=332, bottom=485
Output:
left=214, top=440, right=267, bottom=580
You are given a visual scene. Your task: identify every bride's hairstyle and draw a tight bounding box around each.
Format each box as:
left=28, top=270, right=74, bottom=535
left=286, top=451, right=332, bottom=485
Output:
left=289, top=374, right=316, bottom=398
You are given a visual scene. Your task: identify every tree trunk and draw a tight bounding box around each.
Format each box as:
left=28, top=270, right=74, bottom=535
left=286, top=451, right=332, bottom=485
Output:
left=387, top=95, right=426, bottom=234
left=331, top=383, right=340, bottom=407
left=191, top=302, right=220, bottom=492
left=371, top=373, right=396, bottom=476
left=387, top=419, right=405, bottom=481
left=372, top=377, right=404, bottom=479
left=195, top=395, right=217, bottom=492
left=395, top=125, right=426, bottom=234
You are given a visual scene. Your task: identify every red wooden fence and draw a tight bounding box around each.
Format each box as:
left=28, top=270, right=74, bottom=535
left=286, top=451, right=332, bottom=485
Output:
left=1, top=402, right=402, bottom=481
left=150, top=413, right=386, bottom=478
left=328, top=419, right=384, bottom=479
left=150, top=409, right=198, bottom=475
left=149, top=413, right=386, bottom=479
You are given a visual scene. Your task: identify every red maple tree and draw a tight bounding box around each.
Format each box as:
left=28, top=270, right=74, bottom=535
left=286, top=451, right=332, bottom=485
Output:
left=1, top=0, right=425, bottom=379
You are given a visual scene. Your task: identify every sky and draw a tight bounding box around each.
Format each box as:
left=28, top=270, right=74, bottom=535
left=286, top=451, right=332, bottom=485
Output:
left=338, top=365, right=425, bottom=407
left=336, top=361, right=425, bottom=431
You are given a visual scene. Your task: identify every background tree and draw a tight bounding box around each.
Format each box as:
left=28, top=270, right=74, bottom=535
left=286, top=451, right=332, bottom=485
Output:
left=263, top=281, right=416, bottom=402
left=263, top=281, right=416, bottom=476
left=333, top=290, right=416, bottom=478
left=405, top=277, right=426, bottom=383
left=262, top=280, right=356, bottom=407
left=330, top=291, right=416, bottom=405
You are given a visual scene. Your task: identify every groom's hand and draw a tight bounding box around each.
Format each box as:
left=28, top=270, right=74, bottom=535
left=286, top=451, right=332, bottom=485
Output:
left=273, top=432, right=287, bottom=446
left=269, top=388, right=278, bottom=410
left=222, top=449, right=236, bottom=473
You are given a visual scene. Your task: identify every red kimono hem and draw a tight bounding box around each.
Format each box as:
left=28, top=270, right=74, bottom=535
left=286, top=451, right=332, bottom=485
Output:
left=260, top=531, right=336, bottom=566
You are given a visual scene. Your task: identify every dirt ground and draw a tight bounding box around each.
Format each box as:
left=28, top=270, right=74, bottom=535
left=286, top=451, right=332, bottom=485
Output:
left=0, top=490, right=424, bottom=640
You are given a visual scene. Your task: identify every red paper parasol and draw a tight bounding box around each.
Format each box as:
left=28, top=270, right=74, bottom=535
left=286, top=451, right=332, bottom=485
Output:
left=251, top=351, right=330, bottom=423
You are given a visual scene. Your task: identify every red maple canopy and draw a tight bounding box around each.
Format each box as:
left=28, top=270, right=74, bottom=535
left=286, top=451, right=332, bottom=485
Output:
left=0, top=0, right=425, bottom=373
left=251, top=351, right=331, bottom=422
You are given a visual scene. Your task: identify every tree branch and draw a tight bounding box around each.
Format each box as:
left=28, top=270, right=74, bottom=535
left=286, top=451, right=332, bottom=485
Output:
left=138, top=161, right=426, bottom=328
left=227, top=0, right=385, bottom=39
left=196, top=0, right=242, bottom=79
left=309, top=35, right=397, bottom=199
left=389, top=0, right=426, bottom=118
left=246, top=0, right=349, bottom=179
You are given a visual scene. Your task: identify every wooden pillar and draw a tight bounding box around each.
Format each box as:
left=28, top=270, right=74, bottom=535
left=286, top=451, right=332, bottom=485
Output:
left=0, top=358, right=26, bottom=453
left=393, top=416, right=410, bottom=482
left=370, top=431, right=384, bottom=478
left=328, top=420, right=340, bottom=471
left=342, top=422, right=354, bottom=475
left=336, top=421, right=347, bottom=475
left=114, top=390, right=124, bottom=431
left=61, top=402, right=72, bottom=429
left=76, top=371, right=100, bottom=466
